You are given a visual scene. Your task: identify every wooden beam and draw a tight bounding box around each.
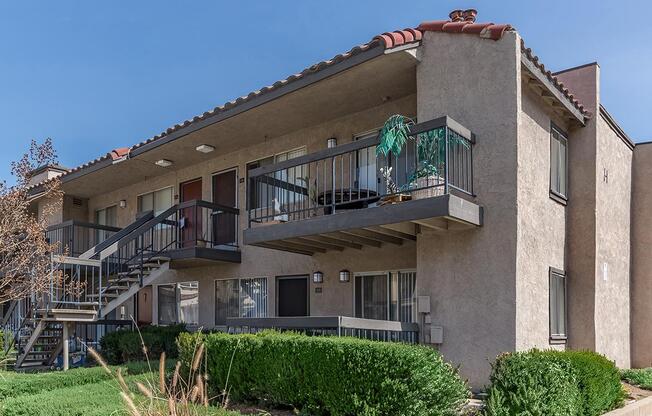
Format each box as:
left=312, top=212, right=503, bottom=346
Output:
left=255, top=242, right=315, bottom=256
left=366, top=225, right=416, bottom=241
left=343, top=229, right=403, bottom=245
left=326, top=231, right=382, bottom=248
left=305, top=235, right=362, bottom=250
left=286, top=237, right=344, bottom=252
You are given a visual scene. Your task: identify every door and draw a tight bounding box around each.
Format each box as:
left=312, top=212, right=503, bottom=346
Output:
left=137, top=286, right=153, bottom=326
left=212, top=169, right=237, bottom=246
left=180, top=179, right=202, bottom=248
left=277, top=276, right=309, bottom=317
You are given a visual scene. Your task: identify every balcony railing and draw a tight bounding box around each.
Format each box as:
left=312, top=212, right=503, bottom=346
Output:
left=247, top=116, right=474, bottom=226
left=46, top=220, right=122, bottom=257
left=226, top=316, right=420, bottom=344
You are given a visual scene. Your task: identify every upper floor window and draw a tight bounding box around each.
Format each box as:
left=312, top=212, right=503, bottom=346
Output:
left=549, top=267, right=567, bottom=341
left=138, top=186, right=173, bottom=216
left=550, top=126, right=568, bottom=200
left=247, top=147, right=307, bottom=212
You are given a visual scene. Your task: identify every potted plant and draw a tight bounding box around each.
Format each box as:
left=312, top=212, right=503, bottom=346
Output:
left=376, top=115, right=469, bottom=201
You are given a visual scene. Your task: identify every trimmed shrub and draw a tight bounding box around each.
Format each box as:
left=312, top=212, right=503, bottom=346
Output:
left=100, top=324, right=186, bottom=364
left=485, top=349, right=624, bottom=416
left=178, top=331, right=469, bottom=416
left=560, top=350, right=625, bottom=415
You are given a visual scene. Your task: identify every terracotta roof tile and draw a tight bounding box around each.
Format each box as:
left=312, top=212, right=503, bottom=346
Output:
left=29, top=9, right=588, bottom=192
left=520, top=39, right=589, bottom=116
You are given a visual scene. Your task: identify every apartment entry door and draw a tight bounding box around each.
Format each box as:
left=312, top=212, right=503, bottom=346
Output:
left=180, top=178, right=202, bottom=248
left=212, top=169, right=237, bottom=247
left=277, top=276, right=309, bottom=317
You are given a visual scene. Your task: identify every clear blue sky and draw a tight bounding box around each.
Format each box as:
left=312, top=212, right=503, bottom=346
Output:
left=1, top=1, right=649, bottom=181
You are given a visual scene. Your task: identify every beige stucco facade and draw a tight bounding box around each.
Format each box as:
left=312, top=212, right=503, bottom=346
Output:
left=30, top=25, right=642, bottom=389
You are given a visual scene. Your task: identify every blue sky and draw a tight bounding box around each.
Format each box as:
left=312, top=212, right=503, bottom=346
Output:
left=0, top=1, right=649, bottom=181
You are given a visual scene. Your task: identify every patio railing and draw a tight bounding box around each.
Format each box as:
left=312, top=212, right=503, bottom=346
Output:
left=46, top=220, right=122, bottom=257
left=226, top=316, right=420, bottom=344
left=247, top=115, right=474, bottom=226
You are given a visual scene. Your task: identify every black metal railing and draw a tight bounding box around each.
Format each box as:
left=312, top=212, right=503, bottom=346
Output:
left=97, top=200, right=239, bottom=312
left=226, top=316, right=419, bottom=344
left=46, top=221, right=122, bottom=257
left=247, top=116, right=474, bottom=226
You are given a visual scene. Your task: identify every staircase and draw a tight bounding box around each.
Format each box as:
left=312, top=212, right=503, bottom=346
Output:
left=5, top=208, right=180, bottom=371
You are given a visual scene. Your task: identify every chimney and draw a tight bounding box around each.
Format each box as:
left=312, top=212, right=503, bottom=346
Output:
left=27, top=164, right=69, bottom=187
left=462, top=9, right=478, bottom=23
left=449, top=9, right=464, bottom=22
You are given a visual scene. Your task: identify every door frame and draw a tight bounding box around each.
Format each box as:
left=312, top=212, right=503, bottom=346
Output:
left=211, top=167, right=239, bottom=208
left=179, top=177, right=203, bottom=202
left=275, top=274, right=310, bottom=317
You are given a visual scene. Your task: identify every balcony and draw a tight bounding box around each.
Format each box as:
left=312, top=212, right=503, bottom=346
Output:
left=243, top=116, right=483, bottom=254
left=46, top=221, right=121, bottom=257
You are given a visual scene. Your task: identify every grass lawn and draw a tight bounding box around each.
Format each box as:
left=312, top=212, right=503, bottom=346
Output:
left=622, top=368, right=652, bottom=390
left=0, top=366, right=240, bottom=416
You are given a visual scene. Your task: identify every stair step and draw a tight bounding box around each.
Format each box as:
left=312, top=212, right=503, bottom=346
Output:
left=87, top=293, right=119, bottom=299
left=148, top=256, right=170, bottom=263
left=105, top=285, right=130, bottom=291
left=111, top=277, right=140, bottom=283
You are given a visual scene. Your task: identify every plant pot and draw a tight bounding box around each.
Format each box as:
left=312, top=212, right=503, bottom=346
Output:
left=379, top=193, right=412, bottom=206
left=411, top=176, right=445, bottom=200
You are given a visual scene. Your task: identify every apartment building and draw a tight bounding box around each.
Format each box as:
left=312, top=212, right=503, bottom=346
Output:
left=3, top=9, right=644, bottom=387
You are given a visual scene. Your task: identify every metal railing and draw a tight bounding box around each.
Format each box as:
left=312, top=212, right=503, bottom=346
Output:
left=226, top=316, right=420, bottom=344
left=1, top=298, right=32, bottom=354
left=46, top=221, right=122, bottom=257
left=247, top=116, right=474, bottom=226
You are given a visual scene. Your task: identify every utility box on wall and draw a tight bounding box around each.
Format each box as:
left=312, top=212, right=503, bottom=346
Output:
left=417, top=296, right=431, bottom=313
left=430, top=326, right=444, bottom=344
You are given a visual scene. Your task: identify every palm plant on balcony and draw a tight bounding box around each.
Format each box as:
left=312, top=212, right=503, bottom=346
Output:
left=376, top=115, right=469, bottom=200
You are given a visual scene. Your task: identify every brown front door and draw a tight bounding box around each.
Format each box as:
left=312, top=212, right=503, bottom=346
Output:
left=137, top=286, right=153, bottom=326
left=212, top=169, right=237, bottom=246
left=180, top=179, right=202, bottom=248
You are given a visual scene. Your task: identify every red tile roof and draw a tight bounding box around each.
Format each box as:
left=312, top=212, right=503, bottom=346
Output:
left=28, top=9, right=587, bottom=192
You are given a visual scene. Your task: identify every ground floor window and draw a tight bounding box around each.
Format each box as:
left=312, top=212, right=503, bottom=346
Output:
left=215, top=277, right=268, bottom=325
left=354, top=271, right=416, bottom=322
left=549, top=267, right=567, bottom=340
left=157, top=281, right=199, bottom=325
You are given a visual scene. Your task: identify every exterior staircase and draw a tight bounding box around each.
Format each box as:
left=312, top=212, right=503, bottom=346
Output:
left=3, top=208, right=179, bottom=371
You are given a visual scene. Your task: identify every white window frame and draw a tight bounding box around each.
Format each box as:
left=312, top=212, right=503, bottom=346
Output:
left=549, top=267, right=567, bottom=342
left=137, top=185, right=175, bottom=216
left=550, top=125, right=568, bottom=201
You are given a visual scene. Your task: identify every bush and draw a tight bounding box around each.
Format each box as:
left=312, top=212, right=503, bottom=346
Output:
left=622, top=367, right=652, bottom=390
left=178, top=331, right=469, bottom=416
left=100, top=324, right=186, bottom=364
left=485, top=349, right=624, bottom=416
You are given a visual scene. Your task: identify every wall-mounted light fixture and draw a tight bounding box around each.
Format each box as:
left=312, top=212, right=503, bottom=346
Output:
left=327, top=138, right=337, bottom=148
left=313, top=271, right=324, bottom=284
left=155, top=159, right=173, bottom=167
left=119, top=200, right=127, bottom=208
left=195, top=144, right=215, bottom=154
left=339, top=269, right=350, bottom=283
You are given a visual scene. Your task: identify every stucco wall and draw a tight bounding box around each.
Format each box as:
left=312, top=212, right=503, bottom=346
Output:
left=515, top=84, right=569, bottom=351
left=631, top=143, right=652, bottom=367
left=415, top=31, right=520, bottom=388
left=593, top=114, right=631, bottom=368
left=78, top=94, right=418, bottom=326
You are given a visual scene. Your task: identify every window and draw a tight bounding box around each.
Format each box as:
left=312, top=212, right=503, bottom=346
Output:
left=138, top=187, right=174, bottom=216
left=215, top=277, right=268, bottom=325
left=550, top=126, right=568, bottom=200
left=158, top=281, right=199, bottom=325
left=354, top=271, right=416, bottom=322
left=95, top=205, right=117, bottom=245
left=247, top=147, right=307, bottom=211
left=549, top=268, right=567, bottom=340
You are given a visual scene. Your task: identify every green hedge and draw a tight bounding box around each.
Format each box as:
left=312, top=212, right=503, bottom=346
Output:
left=100, top=324, right=186, bottom=364
left=0, top=361, right=153, bottom=401
left=485, top=349, right=625, bottom=416
left=178, top=331, right=469, bottom=416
